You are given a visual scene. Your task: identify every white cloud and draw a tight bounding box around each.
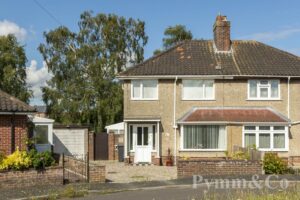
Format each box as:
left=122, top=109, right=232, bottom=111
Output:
left=0, top=20, right=27, bottom=41
left=26, top=60, right=52, bottom=105
left=240, top=28, right=300, bottom=42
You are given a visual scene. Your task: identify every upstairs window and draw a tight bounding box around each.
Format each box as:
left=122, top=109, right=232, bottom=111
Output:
left=248, top=80, right=280, bottom=100
left=182, top=80, right=214, bottom=100
left=131, top=80, right=158, bottom=100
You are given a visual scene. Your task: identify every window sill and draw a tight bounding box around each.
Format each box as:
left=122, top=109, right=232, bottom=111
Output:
left=181, top=99, right=216, bottom=101
left=257, top=149, right=288, bottom=152
left=179, top=149, right=226, bottom=152
left=129, top=150, right=157, bottom=153
left=131, top=99, right=159, bottom=101
left=246, top=99, right=282, bottom=101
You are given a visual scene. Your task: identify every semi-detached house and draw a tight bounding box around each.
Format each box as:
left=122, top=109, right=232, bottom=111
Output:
left=117, top=15, right=300, bottom=165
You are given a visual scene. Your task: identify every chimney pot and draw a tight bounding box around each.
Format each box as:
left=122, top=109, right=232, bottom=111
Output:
left=213, top=15, right=231, bottom=52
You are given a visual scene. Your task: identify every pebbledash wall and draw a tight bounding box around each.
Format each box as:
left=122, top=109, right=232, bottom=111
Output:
left=124, top=79, right=300, bottom=165
left=0, top=115, right=28, bottom=155
left=0, top=167, right=63, bottom=189
left=177, top=159, right=263, bottom=178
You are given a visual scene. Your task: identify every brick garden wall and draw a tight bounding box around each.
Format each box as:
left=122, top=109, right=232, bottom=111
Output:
left=0, top=167, right=63, bottom=189
left=0, top=115, right=28, bottom=155
left=177, top=159, right=263, bottom=178
left=89, top=164, right=106, bottom=183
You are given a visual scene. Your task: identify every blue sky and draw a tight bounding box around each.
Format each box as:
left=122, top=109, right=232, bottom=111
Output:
left=1, top=0, right=300, bottom=105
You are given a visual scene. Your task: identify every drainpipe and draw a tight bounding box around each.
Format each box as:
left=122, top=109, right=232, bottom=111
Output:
left=287, top=76, right=291, bottom=119
left=173, top=76, right=178, bottom=165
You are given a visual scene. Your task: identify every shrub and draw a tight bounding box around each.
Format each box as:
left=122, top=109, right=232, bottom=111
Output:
left=29, top=149, right=55, bottom=170
left=263, top=153, right=288, bottom=174
left=231, top=151, right=250, bottom=160
left=0, top=149, right=31, bottom=170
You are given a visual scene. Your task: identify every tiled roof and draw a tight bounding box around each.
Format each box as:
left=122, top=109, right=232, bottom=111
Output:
left=0, top=90, right=35, bottom=113
left=178, top=107, right=289, bottom=124
left=34, top=105, right=46, bottom=113
left=119, top=40, right=300, bottom=77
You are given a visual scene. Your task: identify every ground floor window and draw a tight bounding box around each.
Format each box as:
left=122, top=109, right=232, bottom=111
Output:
left=34, top=125, right=49, bottom=144
left=243, top=125, right=288, bottom=151
left=181, top=125, right=226, bottom=150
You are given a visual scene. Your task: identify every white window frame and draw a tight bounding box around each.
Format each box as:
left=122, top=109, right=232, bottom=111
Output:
left=242, top=125, right=288, bottom=151
left=131, top=80, right=158, bottom=100
left=179, top=125, right=227, bottom=151
left=182, top=79, right=215, bottom=101
left=247, top=79, right=280, bottom=100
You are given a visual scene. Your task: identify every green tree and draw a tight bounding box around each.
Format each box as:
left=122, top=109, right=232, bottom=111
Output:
left=153, top=25, right=193, bottom=55
left=0, top=35, right=32, bottom=102
left=39, top=11, right=148, bottom=131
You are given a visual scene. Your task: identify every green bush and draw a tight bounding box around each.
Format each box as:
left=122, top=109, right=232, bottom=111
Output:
left=232, top=151, right=250, bottom=160
left=263, top=153, right=287, bottom=174
left=29, top=149, right=55, bottom=170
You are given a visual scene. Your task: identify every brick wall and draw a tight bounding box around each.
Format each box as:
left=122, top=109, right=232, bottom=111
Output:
left=177, top=159, right=263, bottom=178
left=89, top=164, right=106, bottom=183
left=88, top=132, right=94, bottom=160
left=108, top=133, right=116, bottom=160
left=0, top=115, right=28, bottom=155
left=108, top=132, right=124, bottom=161
left=0, top=167, right=63, bottom=189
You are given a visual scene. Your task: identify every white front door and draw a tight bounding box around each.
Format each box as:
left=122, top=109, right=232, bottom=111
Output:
left=134, top=125, right=152, bottom=163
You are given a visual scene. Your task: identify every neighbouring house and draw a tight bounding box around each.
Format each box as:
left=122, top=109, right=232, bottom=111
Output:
left=31, top=116, right=54, bottom=152
left=0, top=90, right=36, bottom=155
left=105, top=122, right=124, bottom=135
left=34, top=105, right=47, bottom=118
left=117, top=15, right=300, bottom=166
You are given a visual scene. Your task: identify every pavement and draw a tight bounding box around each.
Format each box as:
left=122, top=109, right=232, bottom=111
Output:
left=3, top=174, right=300, bottom=199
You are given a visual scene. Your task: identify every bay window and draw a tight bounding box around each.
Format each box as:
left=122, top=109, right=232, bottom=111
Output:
left=181, top=125, right=226, bottom=150
left=182, top=80, right=214, bottom=100
left=131, top=80, right=158, bottom=100
left=243, top=125, right=288, bottom=151
left=248, top=80, right=280, bottom=100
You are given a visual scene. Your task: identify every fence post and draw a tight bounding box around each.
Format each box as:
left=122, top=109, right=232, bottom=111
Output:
left=86, top=153, right=89, bottom=183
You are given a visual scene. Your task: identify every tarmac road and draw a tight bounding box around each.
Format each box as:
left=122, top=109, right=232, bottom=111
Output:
left=78, top=185, right=210, bottom=200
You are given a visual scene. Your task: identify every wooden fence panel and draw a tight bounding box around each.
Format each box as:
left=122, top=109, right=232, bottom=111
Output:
left=94, top=133, right=108, bottom=160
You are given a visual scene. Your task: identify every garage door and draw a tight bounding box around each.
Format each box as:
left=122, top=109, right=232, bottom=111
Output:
left=53, top=129, right=86, bottom=159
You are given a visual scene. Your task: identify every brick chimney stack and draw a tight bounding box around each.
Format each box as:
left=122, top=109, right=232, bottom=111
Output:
left=213, top=15, right=231, bottom=52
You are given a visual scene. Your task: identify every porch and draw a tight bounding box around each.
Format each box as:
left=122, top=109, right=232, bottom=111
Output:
left=123, top=117, right=161, bottom=165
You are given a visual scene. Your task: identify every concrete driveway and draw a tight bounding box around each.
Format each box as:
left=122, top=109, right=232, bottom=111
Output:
left=91, top=160, right=177, bottom=183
